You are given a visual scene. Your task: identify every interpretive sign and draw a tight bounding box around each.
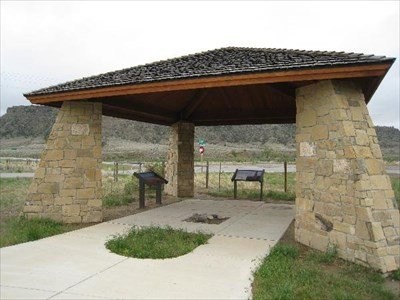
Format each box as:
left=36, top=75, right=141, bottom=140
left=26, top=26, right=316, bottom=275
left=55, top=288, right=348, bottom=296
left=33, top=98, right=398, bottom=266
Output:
left=231, top=169, right=265, bottom=200
left=133, top=172, right=168, bottom=208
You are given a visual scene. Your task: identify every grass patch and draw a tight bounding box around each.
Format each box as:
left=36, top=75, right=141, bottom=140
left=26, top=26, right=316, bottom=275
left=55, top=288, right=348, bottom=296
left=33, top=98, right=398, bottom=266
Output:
left=306, top=245, right=338, bottom=264
left=266, top=190, right=295, bottom=201
left=253, top=243, right=395, bottom=300
left=391, top=268, right=400, bottom=281
left=390, top=176, right=400, bottom=208
left=105, top=226, right=212, bottom=259
left=195, top=172, right=295, bottom=201
left=0, top=178, right=31, bottom=214
left=0, top=216, right=73, bottom=247
left=102, top=176, right=138, bottom=207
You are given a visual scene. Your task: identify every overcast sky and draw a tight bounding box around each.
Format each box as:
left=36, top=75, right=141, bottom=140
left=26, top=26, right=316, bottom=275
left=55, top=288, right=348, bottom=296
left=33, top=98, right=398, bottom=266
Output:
left=1, top=1, right=399, bottom=128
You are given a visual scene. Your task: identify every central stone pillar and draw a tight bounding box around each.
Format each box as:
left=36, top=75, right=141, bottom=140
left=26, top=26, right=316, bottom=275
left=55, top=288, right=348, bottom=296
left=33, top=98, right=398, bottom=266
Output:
left=24, top=101, right=103, bottom=223
left=164, top=122, right=194, bottom=197
left=295, top=80, right=399, bottom=273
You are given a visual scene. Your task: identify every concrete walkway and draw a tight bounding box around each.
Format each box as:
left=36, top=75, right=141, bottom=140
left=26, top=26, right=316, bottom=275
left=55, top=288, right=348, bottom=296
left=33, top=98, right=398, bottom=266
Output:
left=1, top=199, right=294, bottom=299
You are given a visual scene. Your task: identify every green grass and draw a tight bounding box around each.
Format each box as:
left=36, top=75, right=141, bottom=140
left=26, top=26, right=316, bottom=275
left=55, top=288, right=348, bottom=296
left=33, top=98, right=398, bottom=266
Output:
left=391, top=268, right=400, bottom=281
left=195, top=172, right=295, bottom=201
left=102, top=176, right=138, bottom=207
left=0, top=217, right=72, bottom=247
left=253, top=244, right=395, bottom=300
left=0, top=178, right=31, bottom=214
left=105, top=226, right=212, bottom=259
left=390, top=176, right=400, bottom=208
left=266, top=190, right=295, bottom=201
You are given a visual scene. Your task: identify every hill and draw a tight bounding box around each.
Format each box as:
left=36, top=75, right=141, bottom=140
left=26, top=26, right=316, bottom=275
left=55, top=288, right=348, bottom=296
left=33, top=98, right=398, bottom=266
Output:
left=0, top=105, right=398, bottom=161
left=0, top=105, right=297, bottom=145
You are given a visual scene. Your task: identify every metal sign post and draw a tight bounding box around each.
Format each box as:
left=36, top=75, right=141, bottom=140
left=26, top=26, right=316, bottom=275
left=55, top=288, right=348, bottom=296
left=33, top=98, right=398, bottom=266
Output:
left=198, top=138, right=206, bottom=163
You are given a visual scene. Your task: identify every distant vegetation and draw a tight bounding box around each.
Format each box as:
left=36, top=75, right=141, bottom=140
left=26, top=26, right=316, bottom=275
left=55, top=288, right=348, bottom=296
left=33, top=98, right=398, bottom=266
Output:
left=0, top=105, right=399, bottom=161
left=0, top=105, right=296, bottom=145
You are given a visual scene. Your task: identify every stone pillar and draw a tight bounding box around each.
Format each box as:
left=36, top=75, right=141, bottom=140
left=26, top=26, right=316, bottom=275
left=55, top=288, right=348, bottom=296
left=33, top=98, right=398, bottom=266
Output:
left=295, top=80, right=399, bottom=273
left=24, top=101, right=103, bottom=223
left=164, top=122, right=194, bottom=197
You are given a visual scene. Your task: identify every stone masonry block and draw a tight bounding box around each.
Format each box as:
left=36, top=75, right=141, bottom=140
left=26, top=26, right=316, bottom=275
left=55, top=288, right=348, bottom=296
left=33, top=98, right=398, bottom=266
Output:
left=77, top=188, right=95, bottom=199
left=297, top=109, right=317, bottom=127
left=312, top=125, right=329, bottom=140
left=37, top=182, right=59, bottom=194
left=71, top=123, right=89, bottom=135
left=369, top=175, right=391, bottom=190
left=23, top=205, right=43, bottom=213
left=46, top=150, right=64, bottom=161
left=62, top=204, right=81, bottom=216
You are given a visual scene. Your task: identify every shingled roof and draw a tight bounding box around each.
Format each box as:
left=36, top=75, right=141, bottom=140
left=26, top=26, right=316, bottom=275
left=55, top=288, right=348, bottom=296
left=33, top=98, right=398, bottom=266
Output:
left=25, top=47, right=395, bottom=96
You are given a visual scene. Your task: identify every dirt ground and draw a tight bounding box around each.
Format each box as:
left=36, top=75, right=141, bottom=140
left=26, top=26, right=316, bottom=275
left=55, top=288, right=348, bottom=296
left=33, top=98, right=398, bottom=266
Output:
left=102, top=195, right=181, bottom=222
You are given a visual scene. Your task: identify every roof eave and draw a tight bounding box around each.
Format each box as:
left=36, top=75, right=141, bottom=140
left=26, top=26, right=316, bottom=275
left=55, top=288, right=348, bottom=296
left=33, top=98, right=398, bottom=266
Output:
left=25, top=62, right=394, bottom=104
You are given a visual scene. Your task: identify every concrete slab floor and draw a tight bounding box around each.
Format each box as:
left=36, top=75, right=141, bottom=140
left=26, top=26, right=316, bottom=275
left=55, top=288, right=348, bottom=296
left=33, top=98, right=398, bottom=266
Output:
left=1, top=199, right=294, bottom=299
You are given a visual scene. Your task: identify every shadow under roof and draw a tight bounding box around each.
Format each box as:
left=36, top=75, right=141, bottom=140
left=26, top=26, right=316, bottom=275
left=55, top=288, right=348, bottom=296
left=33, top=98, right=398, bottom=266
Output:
left=24, top=47, right=395, bottom=126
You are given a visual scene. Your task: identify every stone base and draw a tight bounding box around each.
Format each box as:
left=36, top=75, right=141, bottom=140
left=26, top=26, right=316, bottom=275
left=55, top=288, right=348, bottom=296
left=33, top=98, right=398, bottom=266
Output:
left=164, top=122, right=194, bottom=197
left=24, top=101, right=103, bottom=223
left=295, top=80, right=400, bottom=273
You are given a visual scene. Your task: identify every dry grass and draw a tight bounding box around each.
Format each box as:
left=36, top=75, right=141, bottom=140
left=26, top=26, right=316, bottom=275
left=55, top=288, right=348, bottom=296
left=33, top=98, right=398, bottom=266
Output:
left=195, top=171, right=295, bottom=200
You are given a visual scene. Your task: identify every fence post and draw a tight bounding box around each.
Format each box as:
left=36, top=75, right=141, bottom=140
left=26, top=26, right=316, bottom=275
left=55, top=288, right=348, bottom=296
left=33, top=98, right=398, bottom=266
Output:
left=114, top=162, right=119, bottom=182
left=218, top=162, right=222, bottom=190
left=206, top=161, right=209, bottom=188
left=113, top=162, right=115, bottom=180
left=284, top=160, right=287, bottom=193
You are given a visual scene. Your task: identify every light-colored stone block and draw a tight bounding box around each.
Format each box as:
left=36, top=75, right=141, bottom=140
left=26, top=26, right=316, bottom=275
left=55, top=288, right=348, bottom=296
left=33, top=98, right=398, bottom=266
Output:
left=71, top=123, right=90, bottom=135
left=333, top=159, right=350, bottom=173
left=299, top=142, right=316, bottom=157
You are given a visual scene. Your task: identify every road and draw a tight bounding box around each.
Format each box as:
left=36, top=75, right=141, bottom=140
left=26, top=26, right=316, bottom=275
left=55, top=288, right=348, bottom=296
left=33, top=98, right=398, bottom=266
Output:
left=1, top=163, right=399, bottom=178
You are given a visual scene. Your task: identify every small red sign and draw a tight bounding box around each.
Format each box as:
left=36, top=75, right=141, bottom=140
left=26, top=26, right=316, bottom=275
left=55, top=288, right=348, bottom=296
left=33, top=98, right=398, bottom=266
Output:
left=199, top=146, right=205, bottom=154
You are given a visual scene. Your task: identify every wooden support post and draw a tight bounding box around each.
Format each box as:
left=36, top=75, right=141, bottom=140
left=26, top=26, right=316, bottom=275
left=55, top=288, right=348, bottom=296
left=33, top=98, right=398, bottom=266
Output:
left=234, top=180, right=237, bottom=199
left=156, top=185, right=162, bottom=205
left=139, top=179, right=145, bottom=209
left=218, top=162, right=221, bottom=190
left=114, top=162, right=119, bottom=182
left=116, top=162, right=119, bottom=182
left=260, top=180, right=264, bottom=201
left=206, top=161, right=209, bottom=189
left=284, top=160, right=287, bottom=193
left=113, top=162, right=115, bottom=181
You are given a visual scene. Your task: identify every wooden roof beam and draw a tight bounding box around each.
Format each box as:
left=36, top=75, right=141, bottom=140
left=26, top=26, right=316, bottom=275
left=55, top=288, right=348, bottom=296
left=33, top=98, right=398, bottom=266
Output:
left=192, top=110, right=295, bottom=123
left=102, top=103, right=176, bottom=124
left=178, top=90, right=208, bottom=121
left=265, top=83, right=295, bottom=99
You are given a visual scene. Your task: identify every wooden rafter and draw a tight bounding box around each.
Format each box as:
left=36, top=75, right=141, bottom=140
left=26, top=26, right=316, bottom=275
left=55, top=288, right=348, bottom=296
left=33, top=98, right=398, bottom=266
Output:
left=192, top=110, right=295, bottom=122
left=178, top=90, right=207, bottom=121
left=102, top=103, right=176, bottom=124
left=265, top=83, right=295, bottom=99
